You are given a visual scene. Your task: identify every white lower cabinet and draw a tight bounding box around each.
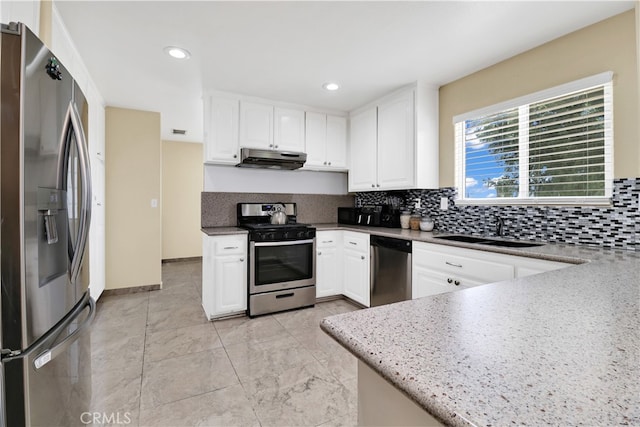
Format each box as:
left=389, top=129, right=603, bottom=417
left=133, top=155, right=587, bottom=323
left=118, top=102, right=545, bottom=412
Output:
left=316, top=231, right=343, bottom=298
left=412, top=241, right=572, bottom=299
left=202, top=234, right=247, bottom=319
left=342, top=231, right=370, bottom=307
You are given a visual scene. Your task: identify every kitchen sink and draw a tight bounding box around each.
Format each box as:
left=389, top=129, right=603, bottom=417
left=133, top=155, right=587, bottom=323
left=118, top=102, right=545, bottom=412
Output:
left=433, top=234, right=544, bottom=248
left=432, top=235, right=493, bottom=244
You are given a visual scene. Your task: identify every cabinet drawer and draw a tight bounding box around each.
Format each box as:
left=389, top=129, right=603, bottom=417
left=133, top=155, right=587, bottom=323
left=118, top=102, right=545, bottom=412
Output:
left=414, top=244, right=513, bottom=284
left=342, top=231, right=369, bottom=253
left=213, top=236, right=247, bottom=256
left=317, top=231, right=340, bottom=248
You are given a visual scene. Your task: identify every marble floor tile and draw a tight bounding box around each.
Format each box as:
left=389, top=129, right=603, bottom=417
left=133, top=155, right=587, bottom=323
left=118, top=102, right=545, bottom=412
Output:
left=320, top=299, right=361, bottom=315
left=245, top=361, right=352, bottom=427
left=144, top=323, right=222, bottom=363
left=92, top=295, right=148, bottom=337
left=272, top=305, right=336, bottom=333
left=317, top=349, right=358, bottom=383
left=88, top=368, right=142, bottom=421
left=214, top=315, right=288, bottom=347
left=88, top=260, right=360, bottom=426
left=89, top=328, right=145, bottom=375
left=140, top=348, right=239, bottom=410
left=224, top=334, right=317, bottom=383
left=145, top=301, right=208, bottom=333
left=291, top=326, right=348, bottom=362
left=138, top=384, right=259, bottom=427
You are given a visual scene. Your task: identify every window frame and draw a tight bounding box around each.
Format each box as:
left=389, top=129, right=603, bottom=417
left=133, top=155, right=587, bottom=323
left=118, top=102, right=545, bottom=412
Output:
left=454, top=72, right=614, bottom=206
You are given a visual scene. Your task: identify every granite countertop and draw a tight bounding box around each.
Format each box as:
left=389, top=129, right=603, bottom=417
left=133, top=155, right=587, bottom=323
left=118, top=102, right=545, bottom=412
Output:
left=201, top=226, right=248, bottom=236
left=320, top=234, right=640, bottom=426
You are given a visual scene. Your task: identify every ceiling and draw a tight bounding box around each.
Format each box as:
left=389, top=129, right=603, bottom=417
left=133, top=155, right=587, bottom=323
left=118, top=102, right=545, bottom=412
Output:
left=54, top=1, right=635, bottom=143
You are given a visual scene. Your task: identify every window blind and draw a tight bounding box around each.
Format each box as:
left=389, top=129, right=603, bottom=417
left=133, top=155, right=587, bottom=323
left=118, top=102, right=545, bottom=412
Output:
left=455, top=73, right=613, bottom=205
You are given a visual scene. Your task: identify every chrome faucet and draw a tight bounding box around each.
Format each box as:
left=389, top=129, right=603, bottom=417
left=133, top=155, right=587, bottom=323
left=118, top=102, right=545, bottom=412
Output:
left=495, top=216, right=505, bottom=237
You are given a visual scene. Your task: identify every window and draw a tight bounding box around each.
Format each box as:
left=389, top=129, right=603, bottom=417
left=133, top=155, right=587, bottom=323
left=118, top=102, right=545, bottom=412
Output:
left=454, top=72, right=613, bottom=205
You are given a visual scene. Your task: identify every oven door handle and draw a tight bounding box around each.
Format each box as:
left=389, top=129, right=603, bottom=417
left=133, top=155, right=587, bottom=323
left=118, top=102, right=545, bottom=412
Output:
left=253, top=239, right=315, bottom=247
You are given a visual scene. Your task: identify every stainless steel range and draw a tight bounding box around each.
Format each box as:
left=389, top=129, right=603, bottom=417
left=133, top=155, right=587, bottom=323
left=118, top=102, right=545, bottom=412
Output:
left=237, top=203, right=316, bottom=317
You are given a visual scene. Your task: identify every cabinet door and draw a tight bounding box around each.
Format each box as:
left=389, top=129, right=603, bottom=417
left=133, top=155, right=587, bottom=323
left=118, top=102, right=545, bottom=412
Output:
left=204, top=95, right=240, bottom=163
left=240, top=101, right=273, bottom=149
left=326, top=115, right=347, bottom=169
left=214, top=255, right=247, bottom=315
left=349, top=107, right=378, bottom=191
left=274, top=107, right=305, bottom=152
left=377, top=89, right=415, bottom=190
left=343, top=248, right=370, bottom=307
left=316, top=246, right=343, bottom=298
left=412, top=265, right=456, bottom=298
left=304, top=112, right=327, bottom=167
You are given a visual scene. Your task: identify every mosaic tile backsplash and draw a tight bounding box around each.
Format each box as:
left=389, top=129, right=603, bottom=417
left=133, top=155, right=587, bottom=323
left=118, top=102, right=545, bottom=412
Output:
left=356, top=178, right=639, bottom=251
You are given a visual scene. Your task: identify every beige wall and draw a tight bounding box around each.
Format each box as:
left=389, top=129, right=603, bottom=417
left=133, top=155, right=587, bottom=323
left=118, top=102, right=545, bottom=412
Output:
left=439, top=10, right=638, bottom=187
left=105, top=107, right=162, bottom=290
left=162, top=140, right=203, bottom=260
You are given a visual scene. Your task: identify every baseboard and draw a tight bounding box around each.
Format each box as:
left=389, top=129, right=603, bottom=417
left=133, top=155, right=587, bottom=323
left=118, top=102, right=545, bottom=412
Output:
left=102, top=284, right=161, bottom=297
left=162, top=256, right=203, bottom=264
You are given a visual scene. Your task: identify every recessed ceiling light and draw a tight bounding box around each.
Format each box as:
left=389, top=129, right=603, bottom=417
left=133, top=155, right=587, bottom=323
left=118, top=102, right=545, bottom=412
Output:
left=164, top=46, right=191, bottom=60
left=323, top=82, right=340, bottom=91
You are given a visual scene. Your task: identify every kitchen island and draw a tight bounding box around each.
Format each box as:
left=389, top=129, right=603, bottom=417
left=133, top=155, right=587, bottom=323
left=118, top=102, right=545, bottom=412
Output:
left=321, top=246, right=640, bottom=426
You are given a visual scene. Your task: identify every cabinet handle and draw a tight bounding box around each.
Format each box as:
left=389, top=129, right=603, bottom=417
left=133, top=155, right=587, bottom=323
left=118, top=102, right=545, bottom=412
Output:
left=322, top=240, right=333, bottom=244
left=349, top=241, right=357, bottom=245
left=447, top=278, right=453, bottom=284
left=454, top=280, right=460, bottom=286
left=376, top=184, right=380, bottom=187
left=328, top=161, right=331, bottom=165
left=371, top=184, right=375, bottom=188
left=318, top=251, right=322, bottom=255
left=445, top=261, right=463, bottom=268
left=233, top=154, right=237, bottom=158
left=275, top=145, right=279, bottom=148
left=269, top=144, right=274, bottom=148
left=361, top=255, right=365, bottom=260
left=324, top=161, right=327, bottom=165
left=224, top=246, right=238, bottom=250
left=239, top=258, right=245, bottom=262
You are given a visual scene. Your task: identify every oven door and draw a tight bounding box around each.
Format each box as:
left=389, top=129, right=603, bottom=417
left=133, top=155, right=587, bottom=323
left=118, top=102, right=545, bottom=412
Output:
left=249, top=239, right=316, bottom=294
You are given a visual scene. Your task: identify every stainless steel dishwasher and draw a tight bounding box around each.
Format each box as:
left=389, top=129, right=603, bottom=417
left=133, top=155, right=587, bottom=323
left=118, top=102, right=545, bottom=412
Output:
left=370, top=236, right=412, bottom=307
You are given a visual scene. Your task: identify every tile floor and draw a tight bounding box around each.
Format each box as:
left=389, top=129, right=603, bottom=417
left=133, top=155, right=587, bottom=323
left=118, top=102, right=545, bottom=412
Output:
left=88, top=259, right=360, bottom=427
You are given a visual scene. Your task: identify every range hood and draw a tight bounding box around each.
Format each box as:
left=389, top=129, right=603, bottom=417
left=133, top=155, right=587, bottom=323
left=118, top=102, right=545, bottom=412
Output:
left=236, top=148, right=306, bottom=170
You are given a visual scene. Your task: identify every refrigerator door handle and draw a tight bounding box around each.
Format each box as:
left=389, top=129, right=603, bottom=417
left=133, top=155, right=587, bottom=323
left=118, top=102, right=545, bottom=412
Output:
left=58, top=100, right=92, bottom=284
left=2, top=292, right=95, bottom=366
left=33, top=294, right=95, bottom=370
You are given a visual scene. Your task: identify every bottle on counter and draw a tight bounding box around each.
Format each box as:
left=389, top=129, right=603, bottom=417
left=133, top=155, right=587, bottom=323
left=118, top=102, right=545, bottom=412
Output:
left=400, top=210, right=411, bottom=229
left=409, top=214, right=421, bottom=230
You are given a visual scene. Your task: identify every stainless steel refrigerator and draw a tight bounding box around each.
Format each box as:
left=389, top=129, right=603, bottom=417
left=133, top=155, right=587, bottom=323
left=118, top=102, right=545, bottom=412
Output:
left=0, top=22, right=95, bottom=426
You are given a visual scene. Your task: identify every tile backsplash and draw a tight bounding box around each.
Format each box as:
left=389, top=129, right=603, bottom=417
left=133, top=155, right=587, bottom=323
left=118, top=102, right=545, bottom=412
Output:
left=356, top=178, right=639, bottom=251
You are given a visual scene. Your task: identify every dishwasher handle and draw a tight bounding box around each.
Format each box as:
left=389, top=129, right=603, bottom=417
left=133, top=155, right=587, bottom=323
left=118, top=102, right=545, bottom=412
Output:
left=370, top=235, right=412, bottom=254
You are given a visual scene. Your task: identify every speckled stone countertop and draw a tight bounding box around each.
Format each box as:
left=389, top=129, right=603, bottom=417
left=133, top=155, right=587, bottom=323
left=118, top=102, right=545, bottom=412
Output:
left=201, top=227, right=248, bottom=236
left=319, top=225, right=640, bottom=426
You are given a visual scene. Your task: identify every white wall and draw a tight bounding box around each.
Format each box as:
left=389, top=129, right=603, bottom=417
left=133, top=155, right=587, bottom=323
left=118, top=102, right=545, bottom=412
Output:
left=203, top=164, right=349, bottom=195
left=0, top=1, right=40, bottom=34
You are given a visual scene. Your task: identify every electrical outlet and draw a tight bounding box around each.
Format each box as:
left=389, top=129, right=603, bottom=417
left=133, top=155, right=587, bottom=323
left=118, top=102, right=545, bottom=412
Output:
left=440, top=197, right=448, bottom=210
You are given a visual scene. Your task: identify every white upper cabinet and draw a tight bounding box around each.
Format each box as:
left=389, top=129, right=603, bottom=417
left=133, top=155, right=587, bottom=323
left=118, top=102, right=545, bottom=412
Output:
left=377, top=89, right=415, bottom=189
left=305, top=113, right=347, bottom=170
left=348, top=82, right=439, bottom=192
left=274, top=107, right=305, bottom=152
left=204, top=94, right=240, bottom=164
left=349, top=107, right=378, bottom=190
left=325, top=115, right=348, bottom=169
left=240, top=101, right=274, bottom=150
